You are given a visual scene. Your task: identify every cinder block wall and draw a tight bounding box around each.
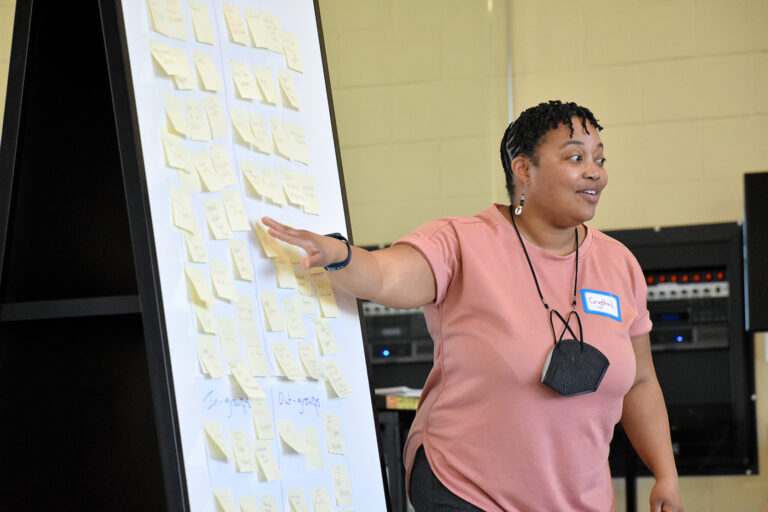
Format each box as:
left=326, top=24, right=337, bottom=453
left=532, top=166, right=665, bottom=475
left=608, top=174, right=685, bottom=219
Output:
left=318, top=0, right=509, bottom=245
left=0, top=0, right=15, bottom=137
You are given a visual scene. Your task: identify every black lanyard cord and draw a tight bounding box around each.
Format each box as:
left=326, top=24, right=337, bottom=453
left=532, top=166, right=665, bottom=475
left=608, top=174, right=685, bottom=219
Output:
left=510, top=214, right=579, bottom=311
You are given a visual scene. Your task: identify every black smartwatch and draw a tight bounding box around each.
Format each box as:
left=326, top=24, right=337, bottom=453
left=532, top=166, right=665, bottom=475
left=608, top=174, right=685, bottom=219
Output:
left=323, top=233, right=352, bottom=271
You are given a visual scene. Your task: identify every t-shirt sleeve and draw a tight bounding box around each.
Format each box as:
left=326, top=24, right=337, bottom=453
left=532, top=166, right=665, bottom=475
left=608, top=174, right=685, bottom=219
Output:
left=392, top=218, right=460, bottom=305
left=628, top=255, right=653, bottom=338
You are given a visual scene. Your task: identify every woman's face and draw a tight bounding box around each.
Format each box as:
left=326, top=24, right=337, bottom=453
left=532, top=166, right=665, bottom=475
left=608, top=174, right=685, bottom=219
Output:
left=525, top=118, right=607, bottom=228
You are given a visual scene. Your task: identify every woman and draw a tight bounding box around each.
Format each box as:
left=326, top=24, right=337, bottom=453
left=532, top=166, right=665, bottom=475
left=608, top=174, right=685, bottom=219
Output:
left=264, top=100, right=683, bottom=512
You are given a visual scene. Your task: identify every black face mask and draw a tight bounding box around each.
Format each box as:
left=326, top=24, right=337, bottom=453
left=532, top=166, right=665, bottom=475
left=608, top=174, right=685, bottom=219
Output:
left=541, top=310, right=610, bottom=397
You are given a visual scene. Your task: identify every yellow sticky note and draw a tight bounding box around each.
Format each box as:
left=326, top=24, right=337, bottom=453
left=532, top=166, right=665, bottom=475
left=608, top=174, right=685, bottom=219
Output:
left=161, top=130, right=190, bottom=170
left=253, top=66, right=280, bottom=105
left=253, top=441, right=282, bottom=482
left=330, top=465, right=354, bottom=506
left=178, top=167, right=202, bottom=192
left=222, top=3, right=249, bottom=45
left=210, top=260, right=238, bottom=301
left=241, top=161, right=266, bottom=196
left=314, top=317, right=338, bottom=355
left=230, top=60, right=260, bottom=100
left=236, top=295, right=258, bottom=333
left=185, top=98, right=210, bottom=141
left=287, top=489, right=311, bottom=512
left=300, top=173, right=321, bottom=216
left=253, top=221, right=286, bottom=258
left=210, top=145, right=238, bottom=187
left=323, top=413, right=346, bottom=455
left=242, top=331, right=271, bottom=377
left=285, top=121, right=310, bottom=165
left=259, top=290, right=284, bottom=331
left=190, top=2, right=216, bottom=45
left=277, top=419, right=307, bottom=453
left=147, top=0, right=186, bottom=40
left=262, top=167, right=287, bottom=205
left=272, top=342, right=305, bottom=380
left=149, top=40, right=185, bottom=76
left=283, top=296, right=305, bottom=339
left=274, top=256, right=298, bottom=289
left=310, top=487, right=334, bottom=512
left=221, top=190, right=251, bottom=232
left=230, top=430, right=258, bottom=472
left=194, top=304, right=217, bottom=333
left=285, top=244, right=305, bottom=264
left=282, top=31, right=304, bottom=73
left=203, top=198, right=233, bottom=240
left=303, top=428, right=323, bottom=469
left=164, top=93, right=188, bottom=136
left=193, top=151, right=225, bottom=191
left=185, top=263, right=215, bottom=305
left=270, top=118, right=292, bottom=160
left=295, top=272, right=314, bottom=295
left=230, top=106, right=255, bottom=146
left=213, top=489, right=238, bottom=512
left=247, top=10, right=283, bottom=53
left=184, top=231, right=208, bottom=263
left=230, top=361, right=264, bottom=398
left=297, top=342, right=323, bottom=380
left=230, top=240, right=254, bottom=281
left=169, top=48, right=195, bottom=90
left=170, top=187, right=198, bottom=234
left=314, top=277, right=339, bottom=317
left=281, top=169, right=305, bottom=207
left=197, top=334, right=226, bottom=378
left=278, top=71, right=301, bottom=110
left=203, top=421, right=232, bottom=458
left=295, top=273, right=316, bottom=313
left=216, top=316, right=241, bottom=360
left=249, top=113, right=272, bottom=154
left=322, top=359, right=353, bottom=398
left=204, top=95, right=229, bottom=139
left=249, top=396, right=275, bottom=439
left=194, top=51, right=224, bottom=91
left=239, top=496, right=260, bottom=512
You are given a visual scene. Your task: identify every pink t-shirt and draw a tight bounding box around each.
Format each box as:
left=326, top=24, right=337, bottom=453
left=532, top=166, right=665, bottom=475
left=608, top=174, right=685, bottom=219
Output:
left=394, top=204, right=651, bottom=512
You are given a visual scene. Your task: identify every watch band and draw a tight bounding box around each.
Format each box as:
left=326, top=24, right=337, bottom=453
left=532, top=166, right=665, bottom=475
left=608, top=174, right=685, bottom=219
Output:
left=323, top=233, right=352, bottom=271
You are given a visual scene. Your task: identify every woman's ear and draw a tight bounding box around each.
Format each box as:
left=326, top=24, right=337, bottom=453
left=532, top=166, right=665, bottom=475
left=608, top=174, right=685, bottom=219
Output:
left=510, top=155, right=532, bottom=186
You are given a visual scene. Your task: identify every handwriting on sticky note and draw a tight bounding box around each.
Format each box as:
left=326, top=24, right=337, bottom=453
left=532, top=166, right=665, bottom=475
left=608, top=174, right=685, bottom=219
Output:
left=322, top=359, right=353, bottom=398
left=323, top=413, right=346, bottom=454
left=203, top=421, right=232, bottom=458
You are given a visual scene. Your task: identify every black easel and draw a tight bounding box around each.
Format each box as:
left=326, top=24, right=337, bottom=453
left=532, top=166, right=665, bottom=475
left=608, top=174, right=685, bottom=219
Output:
left=0, top=1, right=186, bottom=509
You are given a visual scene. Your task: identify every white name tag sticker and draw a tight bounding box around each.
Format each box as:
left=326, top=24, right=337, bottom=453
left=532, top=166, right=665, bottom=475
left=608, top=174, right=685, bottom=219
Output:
left=581, top=289, right=621, bottom=321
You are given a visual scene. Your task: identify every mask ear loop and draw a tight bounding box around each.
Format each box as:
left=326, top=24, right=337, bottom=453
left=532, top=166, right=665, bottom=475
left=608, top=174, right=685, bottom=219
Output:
left=549, top=309, right=580, bottom=345
left=562, top=310, right=585, bottom=350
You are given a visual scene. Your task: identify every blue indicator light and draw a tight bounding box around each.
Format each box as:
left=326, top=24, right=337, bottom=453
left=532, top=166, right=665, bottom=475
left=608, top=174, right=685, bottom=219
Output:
left=381, top=349, right=391, bottom=357
left=675, top=336, right=684, bottom=343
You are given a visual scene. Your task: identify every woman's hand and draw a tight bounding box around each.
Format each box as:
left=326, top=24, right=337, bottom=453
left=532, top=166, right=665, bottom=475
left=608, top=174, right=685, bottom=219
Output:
left=649, top=476, right=683, bottom=512
left=261, top=216, right=348, bottom=270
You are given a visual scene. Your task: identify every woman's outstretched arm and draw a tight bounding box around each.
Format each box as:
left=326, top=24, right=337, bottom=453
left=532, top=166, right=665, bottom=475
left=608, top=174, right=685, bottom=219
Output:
left=262, top=216, right=436, bottom=309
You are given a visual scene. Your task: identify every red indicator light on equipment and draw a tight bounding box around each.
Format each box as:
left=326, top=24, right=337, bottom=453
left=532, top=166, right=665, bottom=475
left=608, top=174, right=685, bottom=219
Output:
left=682, top=275, right=689, bottom=282
left=717, top=271, right=724, bottom=280
left=670, top=275, right=678, bottom=282
left=647, top=276, right=655, bottom=284
left=693, top=274, right=701, bottom=282
left=705, top=272, right=712, bottom=281
left=659, top=275, right=667, bottom=283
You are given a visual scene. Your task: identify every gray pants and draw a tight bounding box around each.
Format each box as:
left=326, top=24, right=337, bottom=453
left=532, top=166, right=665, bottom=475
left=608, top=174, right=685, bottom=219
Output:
left=409, top=446, right=485, bottom=512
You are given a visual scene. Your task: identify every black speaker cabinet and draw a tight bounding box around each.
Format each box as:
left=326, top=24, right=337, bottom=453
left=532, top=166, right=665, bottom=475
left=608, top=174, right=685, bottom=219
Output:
left=744, top=172, right=768, bottom=332
left=606, top=223, right=757, bottom=476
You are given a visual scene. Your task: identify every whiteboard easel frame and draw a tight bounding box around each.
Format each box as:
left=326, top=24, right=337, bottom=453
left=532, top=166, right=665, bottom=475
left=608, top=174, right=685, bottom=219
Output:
left=98, top=0, right=391, bottom=509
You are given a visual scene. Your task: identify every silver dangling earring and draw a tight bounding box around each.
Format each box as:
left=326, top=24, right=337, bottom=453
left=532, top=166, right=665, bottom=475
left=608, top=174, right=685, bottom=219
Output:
left=514, top=184, right=527, bottom=216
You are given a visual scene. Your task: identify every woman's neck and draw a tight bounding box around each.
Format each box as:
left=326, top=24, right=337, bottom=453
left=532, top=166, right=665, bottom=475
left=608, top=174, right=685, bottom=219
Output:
left=501, top=205, right=585, bottom=256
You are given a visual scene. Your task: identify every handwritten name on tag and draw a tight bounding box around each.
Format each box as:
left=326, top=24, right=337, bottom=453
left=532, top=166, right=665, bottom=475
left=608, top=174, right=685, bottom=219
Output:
left=581, top=289, right=621, bottom=321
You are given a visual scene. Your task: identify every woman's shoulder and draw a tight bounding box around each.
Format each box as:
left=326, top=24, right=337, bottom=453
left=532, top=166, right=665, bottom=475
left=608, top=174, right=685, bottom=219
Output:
left=588, top=227, right=642, bottom=264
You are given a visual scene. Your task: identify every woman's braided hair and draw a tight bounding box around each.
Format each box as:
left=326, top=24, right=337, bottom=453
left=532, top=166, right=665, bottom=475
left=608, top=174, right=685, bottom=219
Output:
left=500, top=100, right=603, bottom=202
